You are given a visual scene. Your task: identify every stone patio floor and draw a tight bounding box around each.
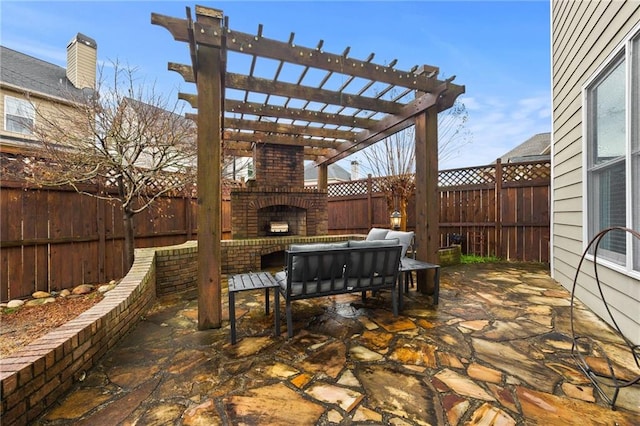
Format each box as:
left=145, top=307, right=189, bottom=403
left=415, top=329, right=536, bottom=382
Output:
left=36, top=262, right=639, bottom=425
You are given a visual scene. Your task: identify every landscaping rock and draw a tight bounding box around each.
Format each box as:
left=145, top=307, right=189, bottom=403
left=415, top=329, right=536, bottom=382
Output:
left=32, top=291, right=51, bottom=299
left=7, top=299, right=25, bottom=308
left=72, top=284, right=94, bottom=295
left=26, top=298, right=50, bottom=307
left=60, top=289, right=71, bottom=297
left=98, top=282, right=117, bottom=293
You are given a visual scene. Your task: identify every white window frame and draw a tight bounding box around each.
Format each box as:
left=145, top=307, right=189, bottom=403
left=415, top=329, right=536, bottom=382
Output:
left=582, top=23, right=640, bottom=277
left=4, top=95, right=35, bottom=135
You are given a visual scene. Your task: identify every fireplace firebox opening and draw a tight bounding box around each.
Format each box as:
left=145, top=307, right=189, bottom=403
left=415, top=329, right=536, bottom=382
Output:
left=261, top=250, right=285, bottom=270
left=258, top=205, right=306, bottom=237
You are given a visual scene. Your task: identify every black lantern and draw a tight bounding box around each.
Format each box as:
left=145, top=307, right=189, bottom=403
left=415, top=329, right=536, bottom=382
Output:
left=390, top=210, right=401, bottom=230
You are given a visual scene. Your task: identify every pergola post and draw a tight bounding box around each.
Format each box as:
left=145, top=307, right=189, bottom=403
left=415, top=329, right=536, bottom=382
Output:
left=195, top=7, right=223, bottom=329
left=318, top=163, right=328, bottom=192
left=414, top=106, right=439, bottom=294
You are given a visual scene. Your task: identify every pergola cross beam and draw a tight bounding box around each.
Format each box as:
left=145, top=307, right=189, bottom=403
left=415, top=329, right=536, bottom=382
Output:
left=152, top=12, right=442, bottom=92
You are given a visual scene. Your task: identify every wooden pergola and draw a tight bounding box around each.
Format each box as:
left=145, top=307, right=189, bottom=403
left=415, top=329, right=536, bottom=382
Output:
left=152, top=5, right=465, bottom=329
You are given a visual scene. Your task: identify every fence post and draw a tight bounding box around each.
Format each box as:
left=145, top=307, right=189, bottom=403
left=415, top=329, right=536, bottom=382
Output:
left=185, top=195, right=192, bottom=240
left=96, top=182, right=106, bottom=283
left=495, top=158, right=503, bottom=259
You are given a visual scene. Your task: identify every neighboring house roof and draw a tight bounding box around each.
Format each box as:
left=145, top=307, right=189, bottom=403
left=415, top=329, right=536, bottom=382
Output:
left=500, top=132, right=551, bottom=163
left=0, top=45, right=83, bottom=100
left=304, top=162, right=351, bottom=182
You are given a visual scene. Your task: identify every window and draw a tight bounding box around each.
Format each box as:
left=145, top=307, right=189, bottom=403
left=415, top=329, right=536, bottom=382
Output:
left=585, top=28, right=640, bottom=272
left=4, top=95, right=35, bottom=135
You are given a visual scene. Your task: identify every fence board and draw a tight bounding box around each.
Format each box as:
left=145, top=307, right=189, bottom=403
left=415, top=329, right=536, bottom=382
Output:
left=327, top=160, right=549, bottom=262
left=0, top=185, right=10, bottom=297
left=0, top=182, right=200, bottom=299
left=1, top=158, right=549, bottom=301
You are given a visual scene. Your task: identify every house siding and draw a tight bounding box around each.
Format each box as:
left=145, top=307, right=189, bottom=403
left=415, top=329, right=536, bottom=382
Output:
left=552, top=0, right=640, bottom=345
left=0, top=86, right=79, bottom=149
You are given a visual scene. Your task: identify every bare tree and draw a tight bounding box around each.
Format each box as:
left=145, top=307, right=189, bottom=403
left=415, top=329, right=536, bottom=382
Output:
left=29, top=61, right=197, bottom=270
left=438, top=100, right=471, bottom=164
left=360, top=128, right=415, bottom=231
left=359, top=100, right=471, bottom=230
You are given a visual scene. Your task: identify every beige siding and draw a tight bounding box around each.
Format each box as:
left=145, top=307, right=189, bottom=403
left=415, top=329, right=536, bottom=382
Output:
left=66, top=39, right=96, bottom=90
left=0, top=86, right=83, bottom=149
left=552, top=0, right=640, bottom=344
left=553, top=196, right=582, bottom=214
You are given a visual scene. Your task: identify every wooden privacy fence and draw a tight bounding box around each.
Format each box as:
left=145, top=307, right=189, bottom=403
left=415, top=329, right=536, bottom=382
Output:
left=1, top=158, right=549, bottom=301
left=325, top=159, right=550, bottom=263
left=0, top=179, right=199, bottom=301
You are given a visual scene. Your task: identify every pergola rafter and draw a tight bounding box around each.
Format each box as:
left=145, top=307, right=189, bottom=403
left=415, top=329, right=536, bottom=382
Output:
left=154, top=9, right=464, bottom=161
left=152, top=5, right=465, bottom=329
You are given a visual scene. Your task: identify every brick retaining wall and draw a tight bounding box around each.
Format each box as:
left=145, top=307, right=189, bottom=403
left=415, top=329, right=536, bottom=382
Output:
left=0, top=247, right=159, bottom=425
left=154, top=237, right=364, bottom=295
left=155, top=241, right=198, bottom=296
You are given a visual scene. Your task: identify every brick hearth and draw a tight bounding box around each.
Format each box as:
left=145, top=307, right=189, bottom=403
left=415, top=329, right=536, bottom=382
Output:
left=220, top=234, right=363, bottom=276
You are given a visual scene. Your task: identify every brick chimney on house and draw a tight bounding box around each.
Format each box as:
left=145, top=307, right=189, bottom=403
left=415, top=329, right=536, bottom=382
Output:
left=66, top=33, right=97, bottom=90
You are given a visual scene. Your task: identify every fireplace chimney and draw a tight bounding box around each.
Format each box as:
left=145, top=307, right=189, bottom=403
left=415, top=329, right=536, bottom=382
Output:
left=231, top=143, right=328, bottom=238
left=66, top=33, right=97, bottom=90
left=350, top=160, right=360, bottom=180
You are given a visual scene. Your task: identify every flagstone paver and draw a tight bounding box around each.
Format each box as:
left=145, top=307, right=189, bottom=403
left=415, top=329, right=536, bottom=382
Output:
left=37, top=263, right=640, bottom=425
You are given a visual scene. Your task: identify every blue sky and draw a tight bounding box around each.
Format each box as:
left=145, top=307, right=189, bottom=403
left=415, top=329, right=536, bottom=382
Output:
left=1, top=1, right=551, bottom=170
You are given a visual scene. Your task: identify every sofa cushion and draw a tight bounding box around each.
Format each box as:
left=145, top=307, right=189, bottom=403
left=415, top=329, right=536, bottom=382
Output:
left=348, top=239, right=399, bottom=249
left=366, top=227, right=390, bottom=241
left=347, top=239, right=399, bottom=277
left=385, top=230, right=414, bottom=258
left=289, top=242, right=348, bottom=281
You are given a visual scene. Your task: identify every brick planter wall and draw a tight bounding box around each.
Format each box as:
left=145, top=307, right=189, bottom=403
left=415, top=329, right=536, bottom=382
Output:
left=155, top=241, right=198, bottom=296
left=0, top=244, right=167, bottom=425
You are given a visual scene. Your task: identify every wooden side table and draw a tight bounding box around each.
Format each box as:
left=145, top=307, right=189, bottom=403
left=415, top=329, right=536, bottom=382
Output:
left=228, top=272, right=281, bottom=344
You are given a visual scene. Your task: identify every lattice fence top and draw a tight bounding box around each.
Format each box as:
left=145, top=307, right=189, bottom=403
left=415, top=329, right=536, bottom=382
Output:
left=3, top=151, right=550, bottom=198
left=1, top=151, right=205, bottom=197
left=325, top=160, right=551, bottom=196
left=502, top=161, right=551, bottom=182
left=438, top=165, right=497, bottom=187
left=437, top=160, right=551, bottom=188
left=0, top=151, right=33, bottom=180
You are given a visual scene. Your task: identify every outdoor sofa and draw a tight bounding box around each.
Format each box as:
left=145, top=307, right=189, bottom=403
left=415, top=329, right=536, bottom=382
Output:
left=275, top=239, right=403, bottom=338
left=366, top=228, right=440, bottom=304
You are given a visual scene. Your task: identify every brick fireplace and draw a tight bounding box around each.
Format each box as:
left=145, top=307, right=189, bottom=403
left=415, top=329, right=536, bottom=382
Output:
left=230, top=144, right=328, bottom=239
